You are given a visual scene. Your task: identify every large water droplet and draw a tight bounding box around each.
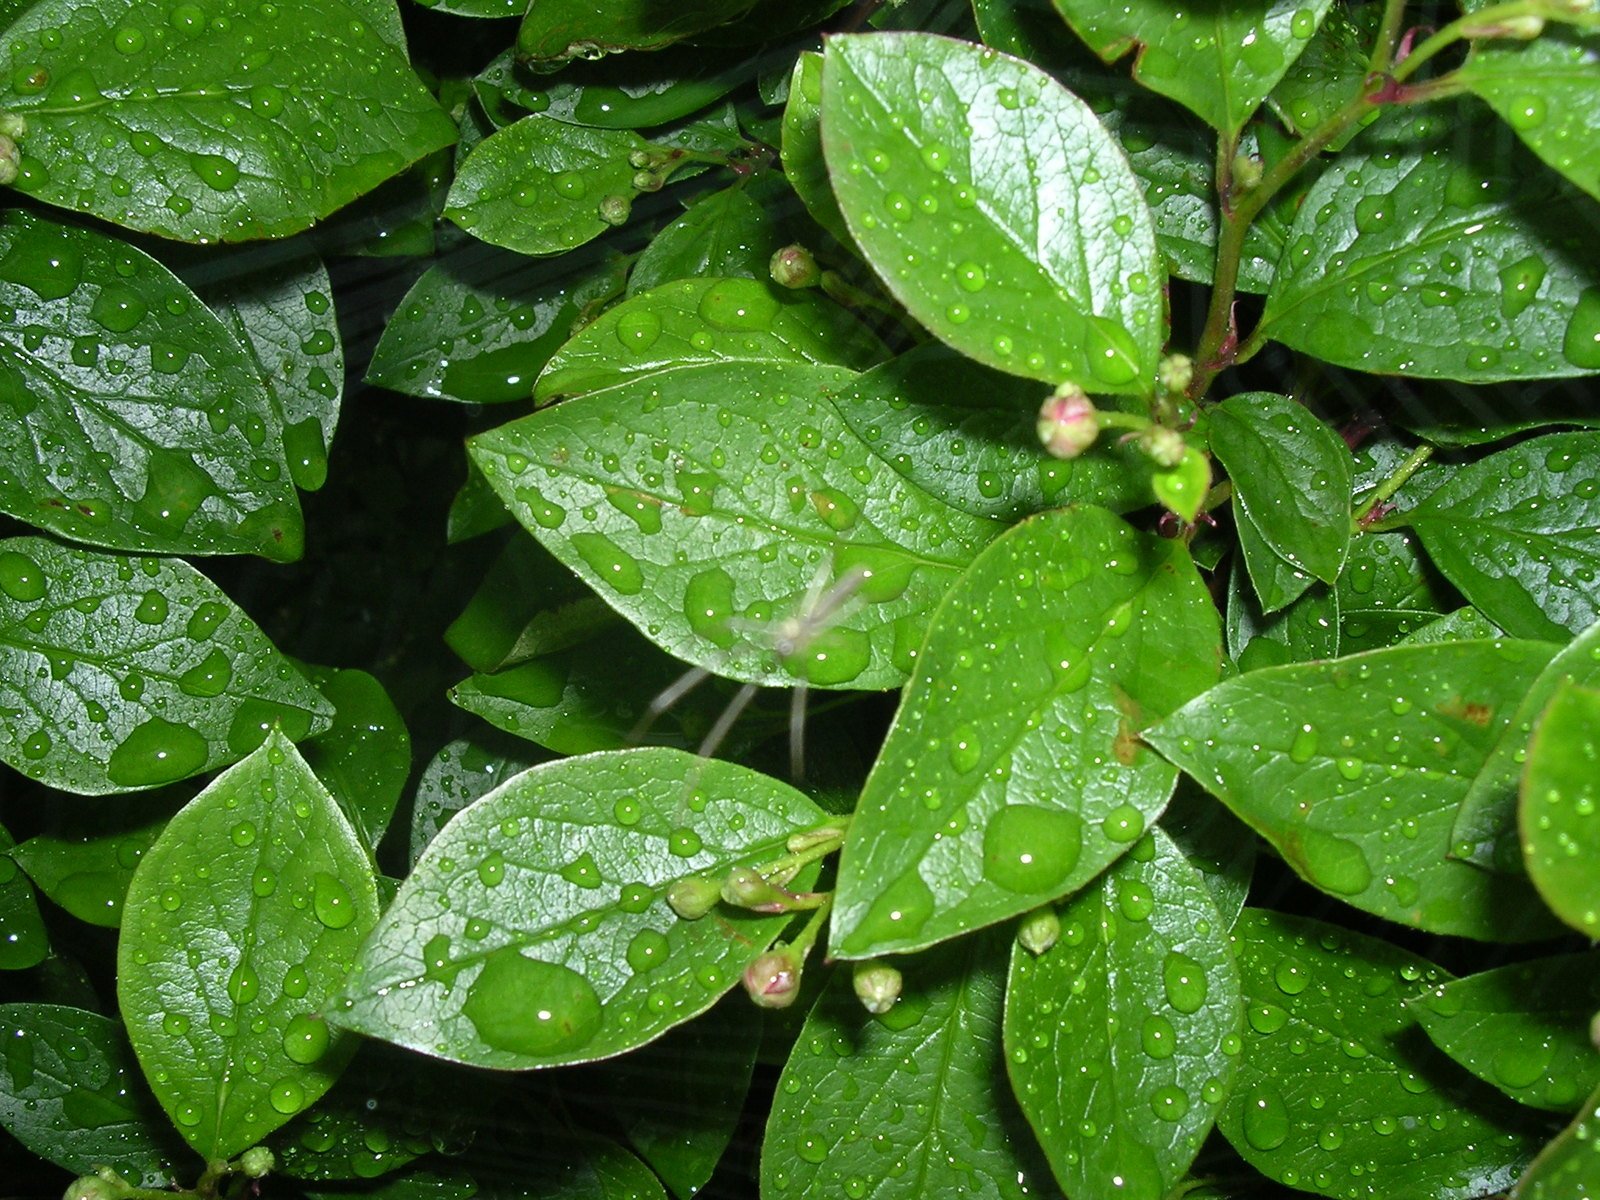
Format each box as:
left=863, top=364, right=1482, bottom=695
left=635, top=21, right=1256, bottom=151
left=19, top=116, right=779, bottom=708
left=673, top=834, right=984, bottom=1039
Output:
left=461, top=947, right=602, bottom=1057
left=312, top=872, right=356, bottom=929
left=571, top=532, right=644, bottom=595
left=0, top=551, right=46, bottom=602
left=107, top=717, right=207, bottom=787
left=982, top=805, right=1082, bottom=894
left=282, top=1013, right=329, bottom=1065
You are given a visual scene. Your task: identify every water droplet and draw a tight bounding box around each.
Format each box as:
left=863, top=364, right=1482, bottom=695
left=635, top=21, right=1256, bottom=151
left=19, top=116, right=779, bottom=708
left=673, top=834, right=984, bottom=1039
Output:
left=282, top=1014, right=329, bottom=1064
left=133, top=590, right=168, bottom=624
left=947, top=725, right=982, bottom=774
left=1562, top=286, right=1600, bottom=369
left=190, top=153, right=239, bottom=191
left=269, top=1078, right=305, bottom=1115
left=107, top=717, right=207, bottom=787
left=954, top=262, right=986, bottom=292
left=1140, top=1014, right=1175, bottom=1059
left=477, top=850, right=506, bottom=888
left=615, top=308, right=662, bottom=352
left=571, top=532, right=643, bottom=595
left=1289, top=724, right=1318, bottom=763
left=312, top=872, right=356, bottom=929
left=227, top=962, right=260, bottom=1005
left=282, top=964, right=309, bottom=999
left=1163, top=951, right=1207, bottom=1013
left=1242, top=1086, right=1289, bottom=1150
left=1293, top=828, right=1372, bottom=896
left=613, top=797, right=642, bottom=826
left=667, top=827, right=702, bottom=857
left=626, top=929, right=669, bottom=973
left=178, top=648, right=233, bottom=698
left=560, top=852, right=601, bottom=889
left=982, top=805, right=1082, bottom=894
left=0, top=551, right=45, bottom=602
left=462, top=947, right=602, bottom=1057
left=1101, top=804, right=1145, bottom=843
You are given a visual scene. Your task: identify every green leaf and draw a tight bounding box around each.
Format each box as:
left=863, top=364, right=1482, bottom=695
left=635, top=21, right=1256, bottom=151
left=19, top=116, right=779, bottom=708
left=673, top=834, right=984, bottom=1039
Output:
left=1208, top=393, right=1354, bottom=585
left=298, top=666, right=410, bottom=855
left=1160, top=786, right=1256, bottom=931
left=409, top=732, right=543, bottom=865
left=118, top=731, right=379, bottom=1159
left=0, top=0, right=455, bottom=241
left=831, top=505, right=1221, bottom=959
left=1401, top=607, right=1505, bottom=647
left=369, top=241, right=629, bottom=406
left=1222, top=909, right=1540, bottom=1199
left=1410, top=951, right=1600, bottom=1113
left=451, top=625, right=791, bottom=758
left=780, top=52, right=854, bottom=251
left=0, top=212, right=303, bottom=559
left=181, top=245, right=342, bottom=494
left=762, top=930, right=1053, bottom=1200
left=535, top=277, right=887, bottom=401
left=516, top=0, right=757, bottom=65
left=822, top=32, right=1163, bottom=391
left=1233, top=484, right=1316, bottom=614
left=1521, top=680, right=1600, bottom=937
left=1452, top=617, right=1600, bottom=872
left=0, top=536, right=333, bottom=794
left=591, top=997, right=759, bottom=1198
left=1512, top=1084, right=1600, bottom=1200
left=445, top=115, right=649, bottom=256
left=0, top=1003, right=186, bottom=1186
left=0, top=823, right=47, bottom=969
left=1266, top=0, right=1383, bottom=145
left=1258, top=107, right=1600, bottom=381
left=473, top=361, right=1001, bottom=692
left=11, top=796, right=169, bottom=927
left=1006, top=828, right=1241, bottom=1200
left=1053, top=0, right=1334, bottom=133
left=446, top=535, right=615, bottom=674
left=1146, top=641, right=1567, bottom=941
left=1151, top=446, right=1211, bottom=523
left=1336, top=526, right=1454, bottom=653
left=834, top=344, right=1154, bottom=522
left=627, top=185, right=781, bottom=296
left=1405, top=432, right=1600, bottom=640
left=1458, top=24, right=1600, bottom=203
left=306, top=1164, right=476, bottom=1200
left=332, top=748, right=827, bottom=1069
left=1227, top=561, right=1339, bottom=672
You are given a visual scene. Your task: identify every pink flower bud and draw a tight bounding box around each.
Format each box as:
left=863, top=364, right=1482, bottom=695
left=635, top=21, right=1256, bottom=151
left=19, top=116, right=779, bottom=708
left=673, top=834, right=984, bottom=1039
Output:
left=743, top=948, right=802, bottom=1009
left=1037, top=384, right=1099, bottom=459
left=770, top=244, right=821, bottom=289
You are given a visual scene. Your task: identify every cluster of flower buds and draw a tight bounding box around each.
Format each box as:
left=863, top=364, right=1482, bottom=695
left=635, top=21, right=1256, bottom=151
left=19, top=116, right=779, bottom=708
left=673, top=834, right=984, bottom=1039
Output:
left=0, top=113, right=26, bottom=188
left=667, top=865, right=827, bottom=922
left=628, top=146, right=681, bottom=193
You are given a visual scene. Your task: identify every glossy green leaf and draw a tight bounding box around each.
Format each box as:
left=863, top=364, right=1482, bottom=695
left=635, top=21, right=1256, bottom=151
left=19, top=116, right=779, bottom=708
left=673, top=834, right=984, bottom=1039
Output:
left=1152, top=446, right=1210, bottom=523
left=780, top=52, right=853, bottom=251
left=1452, top=617, right=1600, bottom=873
left=181, top=245, right=341, bottom=494
left=831, top=505, right=1221, bottom=959
left=1459, top=23, right=1600, bottom=203
left=1160, top=785, right=1256, bottom=931
left=446, top=115, right=649, bottom=257
left=451, top=623, right=791, bottom=758
left=1234, top=499, right=1316, bottom=613
left=1258, top=108, right=1600, bottom=381
left=627, top=185, right=781, bottom=297
left=591, top=997, right=759, bottom=1198
left=1410, top=951, right=1600, bottom=1113
left=1148, top=641, right=1568, bottom=940
left=516, top=0, right=756, bottom=65
left=1337, top=526, right=1455, bottom=652
left=1222, top=909, right=1540, bottom=1199
left=446, top=535, right=615, bottom=674
left=1401, top=607, right=1505, bottom=646
left=1227, top=560, right=1339, bottom=672
left=834, top=344, right=1154, bottom=522
left=299, top=666, right=411, bottom=855
left=1512, top=1084, right=1600, bottom=1200
left=474, top=361, right=1001, bottom=692
left=118, top=731, right=379, bottom=1159
left=1266, top=0, right=1382, bottom=145
left=0, top=0, right=455, bottom=241
left=822, top=32, right=1163, bottom=391
left=0, top=212, right=303, bottom=559
left=0, top=823, right=47, bottom=969
left=0, top=536, right=333, bottom=795
left=306, top=1165, right=477, bottom=1200
left=332, top=748, right=828, bottom=1069
left=1521, top=680, right=1600, bottom=936
left=11, top=797, right=169, bottom=927
left=763, top=930, right=1052, bottom=1200
left=1209, top=393, right=1353, bottom=585
left=534, top=277, right=887, bottom=401
left=409, top=732, right=543, bottom=865
left=1053, top=0, right=1333, bottom=132
left=1006, top=828, right=1241, bottom=1200
left=0, top=1003, right=185, bottom=1186
left=1405, top=432, right=1600, bottom=641
left=309, top=149, right=448, bottom=260
left=447, top=461, right=516, bottom=545
left=369, top=241, right=628, bottom=406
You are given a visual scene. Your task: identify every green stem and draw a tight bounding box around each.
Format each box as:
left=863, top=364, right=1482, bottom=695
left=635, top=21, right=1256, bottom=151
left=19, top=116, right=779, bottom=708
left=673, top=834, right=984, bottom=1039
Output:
left=1392, top=0, right=1600, bottom=87
left=785, top=893, right=833, bottom=958
left=1353, top=443, right=1435, bottom=525
left=761, top=818, right=850, bottom=882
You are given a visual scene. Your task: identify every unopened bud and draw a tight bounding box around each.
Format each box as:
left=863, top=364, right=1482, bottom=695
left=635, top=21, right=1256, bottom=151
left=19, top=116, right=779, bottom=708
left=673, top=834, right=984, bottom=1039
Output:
left=666, top=875, right=721, bottom=920
left=743, top=947, right=802, bottom=1009
left=0, top=112, right=24, bottom=140
left=787, top=824, right=844, bottom=854
left=63, top=1179, right=119, bottom=1200
left=598, top=193, right=631, bottom=226
left=1037, top=383, right=1098, bottom=460
left=1462, top=14, right=1544, bottom=38
left=1137, top=425, right=1187, bottom=469
left=1017, top=907, right=1061, bottom=956
left=769, top=243, right=820, bottom=289
left=1591, top=1009, right=1599, bottom=1051
left=239, top=1146, right=275, bottom=1179
left=1231, top=153, right=1263, bottom=193
left=632, top=169, right=664, bottom=193
left=852, top=962, right=903, bottom=1015
left=0, top=136, right=18, bottom=187
left=628, top=148, right=656, bottom=169
left=721, top=867, right=790, bottom=912
left=1157, top=353, right=1194, bottom=395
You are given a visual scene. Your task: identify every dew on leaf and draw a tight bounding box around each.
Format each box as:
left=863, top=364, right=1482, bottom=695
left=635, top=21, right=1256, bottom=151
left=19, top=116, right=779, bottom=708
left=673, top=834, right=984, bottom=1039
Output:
left=461, top=947, right=602, bottom=1057
left=312, top=872, right=355, bottom=929
left=981, top=804, right=1082, bottom=894
left=282, top=1013, right=329, bottom=1065
left=0, top=551, right=46, bottom=602
left=625, top=929, right=669, bottom=973
left=107, top=717, right=207, bottom=787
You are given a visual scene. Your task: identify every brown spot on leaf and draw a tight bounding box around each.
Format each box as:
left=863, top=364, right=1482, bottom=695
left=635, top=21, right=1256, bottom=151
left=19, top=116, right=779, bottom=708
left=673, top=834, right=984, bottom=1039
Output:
left=1437, top=697, right=1493, bottom=727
